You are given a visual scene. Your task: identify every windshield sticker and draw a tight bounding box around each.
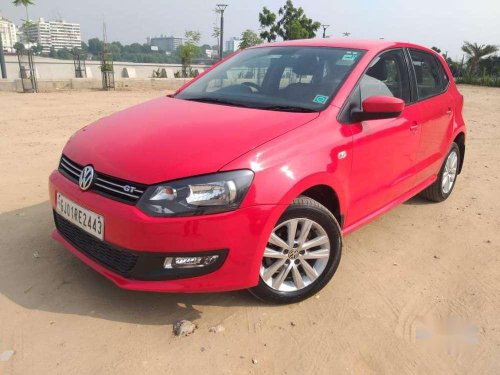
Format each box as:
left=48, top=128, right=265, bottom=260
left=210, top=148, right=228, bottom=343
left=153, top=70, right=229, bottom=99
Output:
left=342, top=51, right=359, bottom=61
left=313, top=95, right=329, bottom=104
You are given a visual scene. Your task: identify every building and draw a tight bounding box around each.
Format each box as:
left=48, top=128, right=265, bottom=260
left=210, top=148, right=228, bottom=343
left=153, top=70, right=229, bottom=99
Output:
left=150, top=35, right=183, bottom=53
left=224, top=37, right=242, bottom=53
left=204, top=48, right=219, bottom=59
left=23, top=18, right=81, bottom=53
left=0, top=15, right=18, bottom=52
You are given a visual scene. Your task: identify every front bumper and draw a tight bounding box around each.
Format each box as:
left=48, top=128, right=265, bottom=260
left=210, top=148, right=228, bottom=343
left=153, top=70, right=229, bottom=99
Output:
left=49, top=170, right=284, bottom=292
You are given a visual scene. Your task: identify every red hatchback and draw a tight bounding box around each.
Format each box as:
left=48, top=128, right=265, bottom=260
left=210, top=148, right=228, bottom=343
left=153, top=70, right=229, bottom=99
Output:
left=49, top=39, right=466, bottom=303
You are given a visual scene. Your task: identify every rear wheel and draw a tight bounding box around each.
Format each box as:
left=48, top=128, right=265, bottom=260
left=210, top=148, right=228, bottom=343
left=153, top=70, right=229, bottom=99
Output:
left=249, top=196, right=342, bottom=304
left=420, top=142, right=460, bottom=202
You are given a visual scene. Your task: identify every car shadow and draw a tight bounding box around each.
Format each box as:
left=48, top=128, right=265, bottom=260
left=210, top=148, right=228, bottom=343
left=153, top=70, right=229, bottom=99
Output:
left=0, top=202, right=262, bottom=326
left=403, top=195, right=433, bottom=206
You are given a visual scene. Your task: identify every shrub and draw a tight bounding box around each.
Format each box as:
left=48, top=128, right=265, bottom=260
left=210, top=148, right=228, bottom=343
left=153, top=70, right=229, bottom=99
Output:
left=456, top=74, right=500, bottom=87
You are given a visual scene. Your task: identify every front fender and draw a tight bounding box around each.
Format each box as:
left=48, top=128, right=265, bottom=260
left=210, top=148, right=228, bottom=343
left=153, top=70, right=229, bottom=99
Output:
left=222, top=112, right=353, bottom=220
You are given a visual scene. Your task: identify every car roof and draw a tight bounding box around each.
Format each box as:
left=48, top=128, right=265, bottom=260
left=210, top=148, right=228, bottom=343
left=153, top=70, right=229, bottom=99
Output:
left=255, top=38, right=432, bottom=54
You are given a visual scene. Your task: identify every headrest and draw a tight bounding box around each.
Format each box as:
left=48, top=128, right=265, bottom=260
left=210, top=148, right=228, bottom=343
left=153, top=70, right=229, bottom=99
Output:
left=293, top=55, right=320, bottom=76
left=366, top=60, right=388, bottom=81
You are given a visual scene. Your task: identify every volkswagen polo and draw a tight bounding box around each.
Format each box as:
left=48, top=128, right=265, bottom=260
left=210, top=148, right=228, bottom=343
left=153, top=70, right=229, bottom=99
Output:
left=49, top=39, right=466, bottom=303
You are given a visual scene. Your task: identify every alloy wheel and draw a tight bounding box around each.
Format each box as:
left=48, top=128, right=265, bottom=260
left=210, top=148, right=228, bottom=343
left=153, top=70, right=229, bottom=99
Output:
left=442, top=150, right=458, bottom=194
left=260, top=218, right=331, bottom=292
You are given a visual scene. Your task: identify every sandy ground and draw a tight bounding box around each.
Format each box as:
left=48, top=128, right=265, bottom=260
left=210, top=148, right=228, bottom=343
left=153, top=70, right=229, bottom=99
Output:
left=0, top=86, right=499, bottom=374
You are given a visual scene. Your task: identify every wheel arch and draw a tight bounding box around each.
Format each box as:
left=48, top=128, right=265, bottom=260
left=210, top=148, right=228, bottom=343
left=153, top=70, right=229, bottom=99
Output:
left=277, top=175, right=346, bottom=228
left=453, top=132, right=465, bottom=174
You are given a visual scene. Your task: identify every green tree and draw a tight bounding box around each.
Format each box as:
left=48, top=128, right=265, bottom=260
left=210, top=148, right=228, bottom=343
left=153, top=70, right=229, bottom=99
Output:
left=123, top=43, right=144, bottom=54
left=178, top=31, right=201, bottom=77
left=431, top=46, right=442, bottom=54
left=239, top=29, right=263, bottom=49
left=14, top=42, right=25, bottom=52
left=13, top=0, right=34, bottom=22
left=56, top=48, right=73, bottom=60
left=30, top=43, right=43, bottom=55
left=80, top=41, right=89, bottom=53
left=259, top=0, right=320, bottom=42
left=88, top=38, right=104, bottom=56
left=461, top=41, right=499, bottom=75
left=108, top=42, right=123, bottom=60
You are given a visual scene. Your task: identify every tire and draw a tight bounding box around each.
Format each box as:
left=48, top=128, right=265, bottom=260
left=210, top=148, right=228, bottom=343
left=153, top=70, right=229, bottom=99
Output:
left=420, top=142, right=461, bottom=202
left=249, top=196, right=342, bottom=304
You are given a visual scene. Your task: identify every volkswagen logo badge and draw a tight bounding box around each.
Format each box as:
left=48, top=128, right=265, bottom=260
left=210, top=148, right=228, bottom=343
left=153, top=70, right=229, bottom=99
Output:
left=79, top=165, right=95, bottom=191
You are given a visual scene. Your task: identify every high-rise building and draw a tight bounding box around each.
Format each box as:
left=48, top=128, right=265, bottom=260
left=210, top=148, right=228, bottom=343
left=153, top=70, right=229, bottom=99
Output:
left=150, top=35, right=183, bottom=53
left=23, top=18, right=81, bottom=53
left=224, top=37, right=242, bottom=53
left=0, top=15, right=18, bottom=52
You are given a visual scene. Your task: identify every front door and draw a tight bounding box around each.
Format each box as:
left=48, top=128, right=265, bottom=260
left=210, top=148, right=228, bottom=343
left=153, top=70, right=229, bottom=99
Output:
left=346, top=49, right=421, bottom=227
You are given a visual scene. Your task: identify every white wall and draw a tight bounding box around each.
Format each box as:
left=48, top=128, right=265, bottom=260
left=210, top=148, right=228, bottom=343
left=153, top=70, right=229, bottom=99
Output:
left=2, top=55, right=209, bottom=80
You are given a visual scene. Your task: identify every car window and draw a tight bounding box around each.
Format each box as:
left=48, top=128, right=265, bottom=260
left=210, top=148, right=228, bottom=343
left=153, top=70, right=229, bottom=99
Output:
left=359, top=49, right=411, bottom=103
left=437, top=58, right=450, bottom=88
left=279, top=67, right=313, bottom=89
left=409, top=50, right=444, bottom=100
left=176, top=47, right=365, bottom=112
left=205, top=59, right=270, bottom=93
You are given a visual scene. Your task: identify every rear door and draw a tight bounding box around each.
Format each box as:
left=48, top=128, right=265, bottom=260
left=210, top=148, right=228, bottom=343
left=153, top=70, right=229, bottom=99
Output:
left=346, top=49, right=421, bottom=226
left=407, top=49, right=453, bottom=186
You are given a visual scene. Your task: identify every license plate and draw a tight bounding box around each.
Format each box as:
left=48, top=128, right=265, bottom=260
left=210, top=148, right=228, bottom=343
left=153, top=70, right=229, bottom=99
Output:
left=56, top=192, right=104, bottom=240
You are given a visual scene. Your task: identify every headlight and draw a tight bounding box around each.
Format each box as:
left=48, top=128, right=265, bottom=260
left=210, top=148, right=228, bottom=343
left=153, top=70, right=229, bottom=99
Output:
left=137, top=170, right=254, bottom=217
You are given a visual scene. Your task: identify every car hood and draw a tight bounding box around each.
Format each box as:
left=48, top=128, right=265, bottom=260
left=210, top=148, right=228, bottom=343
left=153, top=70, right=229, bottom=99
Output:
left=63, top=96, right=319, bottom=184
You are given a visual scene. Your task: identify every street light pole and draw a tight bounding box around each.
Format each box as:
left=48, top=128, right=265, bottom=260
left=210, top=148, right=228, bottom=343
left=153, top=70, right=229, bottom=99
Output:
left=0, top=29, right=7, bottom=78
left=216, top=4, right=228, bottom=61
left=321, top=25, right=330, bottom=38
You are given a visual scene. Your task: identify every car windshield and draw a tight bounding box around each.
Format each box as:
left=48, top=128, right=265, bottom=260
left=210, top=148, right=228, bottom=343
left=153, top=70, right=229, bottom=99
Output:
left=175, top=46, right=365, bottom=112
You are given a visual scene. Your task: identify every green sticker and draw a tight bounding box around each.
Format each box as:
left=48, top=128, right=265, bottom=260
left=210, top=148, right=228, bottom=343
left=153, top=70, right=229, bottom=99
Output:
left=342, top=51, right=358, bottom=61
left=313, top=95, right=329, bottom=104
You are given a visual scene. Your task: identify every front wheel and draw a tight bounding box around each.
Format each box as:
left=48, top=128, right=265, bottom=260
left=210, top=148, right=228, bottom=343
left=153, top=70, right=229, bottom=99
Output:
left=420, top=142, right=461, bottom=202
left=249, top=196, right=342, bottom=304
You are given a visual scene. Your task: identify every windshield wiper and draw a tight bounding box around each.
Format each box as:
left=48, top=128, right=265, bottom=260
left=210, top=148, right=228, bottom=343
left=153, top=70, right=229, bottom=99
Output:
left=261, top=105, right=317, bottom=113
left=181, top=97, right=317, bottom=113
left=181, top=97, right=251, bottom=108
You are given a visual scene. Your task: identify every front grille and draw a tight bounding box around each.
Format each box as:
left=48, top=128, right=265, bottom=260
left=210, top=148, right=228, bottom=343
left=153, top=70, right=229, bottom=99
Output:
left=59, top=155, right=147, bottom=204
left=54, top=212, right=138, bottom=277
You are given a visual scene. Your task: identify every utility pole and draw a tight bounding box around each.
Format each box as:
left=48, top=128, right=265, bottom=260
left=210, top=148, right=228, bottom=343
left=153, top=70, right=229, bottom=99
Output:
left=321, top=25, right=330, bottom=38
left=0, top=29, right=6, bottom=78
left=216, top=4, right=227, bottom=60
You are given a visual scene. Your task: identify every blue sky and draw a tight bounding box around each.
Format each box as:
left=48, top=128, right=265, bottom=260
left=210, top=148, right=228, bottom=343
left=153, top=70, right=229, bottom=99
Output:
left=1, top=0, right=499, bottom=59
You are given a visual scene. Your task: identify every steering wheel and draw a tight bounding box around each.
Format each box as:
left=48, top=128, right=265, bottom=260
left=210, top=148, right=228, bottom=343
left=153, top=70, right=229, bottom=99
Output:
left=241, top=82, right=261, bottom=92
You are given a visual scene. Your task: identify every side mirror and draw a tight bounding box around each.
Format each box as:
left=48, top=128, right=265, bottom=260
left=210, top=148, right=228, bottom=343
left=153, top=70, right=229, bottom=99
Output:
left=351, top=95, right=405, bottom=122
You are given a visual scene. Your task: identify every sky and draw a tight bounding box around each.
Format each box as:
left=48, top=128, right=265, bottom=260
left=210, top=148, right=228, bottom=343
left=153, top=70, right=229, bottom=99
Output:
left=1, top=0, right=499, bottom=60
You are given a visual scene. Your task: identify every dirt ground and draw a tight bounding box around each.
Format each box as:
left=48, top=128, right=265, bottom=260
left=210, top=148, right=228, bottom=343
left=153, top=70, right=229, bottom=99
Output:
left=0, top=85, right=499, bottom=374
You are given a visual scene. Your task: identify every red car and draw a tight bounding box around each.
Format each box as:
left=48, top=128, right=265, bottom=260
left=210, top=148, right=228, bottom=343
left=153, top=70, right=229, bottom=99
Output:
left=49, top=39, right=466, bottom=303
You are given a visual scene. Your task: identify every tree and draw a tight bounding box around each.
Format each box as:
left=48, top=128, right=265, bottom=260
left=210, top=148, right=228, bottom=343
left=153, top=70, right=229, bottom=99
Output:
left=30, top=43, right=43, bottom=55
left=14, top=42, right=25, bottom=52
left=56, top=48, right=73, bottom=60
left=178, top=31, right=201, bottom=77
left=239, top=29, right=263, bottom=49
left=80, top=41, right=89, bottom=53
left=430, top=46, right=461, bottom=75
left=259, top=0, right=321, bottom=42
left=13, top=0, right=34, bottom=22
left=88, top=38, right=104, bottom=56
left=461, top=41, right=499, bottom=75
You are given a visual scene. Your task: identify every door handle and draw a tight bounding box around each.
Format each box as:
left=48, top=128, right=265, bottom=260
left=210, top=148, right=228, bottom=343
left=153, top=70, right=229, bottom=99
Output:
left=446, top=107, right=452, bottom=115
left=409, top=123, right=419, bottom=132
